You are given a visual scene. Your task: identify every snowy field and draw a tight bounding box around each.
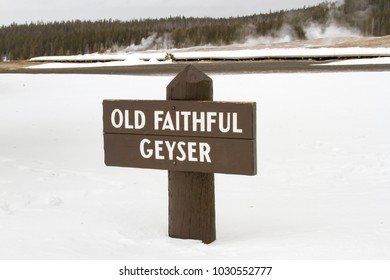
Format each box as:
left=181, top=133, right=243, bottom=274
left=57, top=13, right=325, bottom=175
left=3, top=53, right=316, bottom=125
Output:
left=0, top=71, right=389, bottom=259
left=27, top=47, right=390, bottom=69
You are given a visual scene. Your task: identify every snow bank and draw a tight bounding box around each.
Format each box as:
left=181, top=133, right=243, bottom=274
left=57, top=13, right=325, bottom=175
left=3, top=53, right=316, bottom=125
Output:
left=319, top=57, right=390, bottom=66
left=28, top=47, right=390, bottom=69
left=172, top=47, right=390, bottom=60
left=29, top=54, right=171, bottom=69
left=30, top=53, right=129, bottom=62
left=1, top=72, right=389, bottom=259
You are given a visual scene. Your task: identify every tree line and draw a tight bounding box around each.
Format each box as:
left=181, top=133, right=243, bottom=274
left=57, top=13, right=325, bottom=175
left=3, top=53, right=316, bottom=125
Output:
left=1, top=0, right=389, bottom=61
left=343, top=0, right=390, bottom=35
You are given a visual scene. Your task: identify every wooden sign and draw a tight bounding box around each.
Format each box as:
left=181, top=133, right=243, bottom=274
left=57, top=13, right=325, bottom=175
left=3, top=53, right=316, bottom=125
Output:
left=103, top=100, right=256, bottom=175
left=103, top=65, right=258, bottom=244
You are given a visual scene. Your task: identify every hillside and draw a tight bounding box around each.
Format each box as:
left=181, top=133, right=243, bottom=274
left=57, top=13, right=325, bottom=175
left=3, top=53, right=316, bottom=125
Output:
left=1, top=0, right=390, bottom=61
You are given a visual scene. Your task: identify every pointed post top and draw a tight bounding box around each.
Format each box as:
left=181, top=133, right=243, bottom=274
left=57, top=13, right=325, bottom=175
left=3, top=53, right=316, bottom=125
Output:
left=169, top=65, right=212, bottom=85
left=167, top=64, right=213, bottom=101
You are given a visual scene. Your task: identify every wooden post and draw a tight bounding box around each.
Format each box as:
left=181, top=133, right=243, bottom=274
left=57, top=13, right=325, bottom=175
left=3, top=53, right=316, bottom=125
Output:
left=166, top=65, right=216, bottom=244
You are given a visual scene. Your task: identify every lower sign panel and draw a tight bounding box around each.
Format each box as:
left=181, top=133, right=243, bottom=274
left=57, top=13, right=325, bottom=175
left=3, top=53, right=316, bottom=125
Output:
left=104, top=134, right=256, bottom=175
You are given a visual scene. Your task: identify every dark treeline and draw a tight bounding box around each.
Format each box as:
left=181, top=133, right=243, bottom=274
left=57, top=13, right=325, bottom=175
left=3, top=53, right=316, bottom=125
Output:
left=1, top=0, right=389, bottom=60
left=343, top=0, right=390, bottom=35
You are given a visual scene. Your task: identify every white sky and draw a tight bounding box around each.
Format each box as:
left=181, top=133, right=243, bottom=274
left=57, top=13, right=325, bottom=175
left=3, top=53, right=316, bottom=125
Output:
left=1, top=0, right=339, bottom=26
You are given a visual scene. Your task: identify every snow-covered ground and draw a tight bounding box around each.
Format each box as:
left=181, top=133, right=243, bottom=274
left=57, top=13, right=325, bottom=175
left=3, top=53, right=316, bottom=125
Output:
left=28, top=47, right=390, bottom=69
left=171, top=47, right=390, bottom=60
left=28, top=56, right=171, bottom=69
left=1, top=71, right=389, bottom=259
left=320, top=57, right=390, bottom=66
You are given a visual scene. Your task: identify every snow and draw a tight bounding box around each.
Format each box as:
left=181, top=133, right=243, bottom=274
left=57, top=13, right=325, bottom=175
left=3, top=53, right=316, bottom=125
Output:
left=29, top=52, right=168, bottom=62
left=172, top=47, right=390, bottom=60
left=28, top=47, right=390, bottom=69
left=30, top=53, right=129, bottom=62
left=28, top=54, right=171, bottom=69
left=1, top=72, right=390, bottom=259
left=319, top=57, right=390, bottom=66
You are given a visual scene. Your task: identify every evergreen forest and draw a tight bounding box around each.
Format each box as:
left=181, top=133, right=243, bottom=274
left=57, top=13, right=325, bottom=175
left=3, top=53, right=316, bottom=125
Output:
left=1, top=0, right=390, bottom=60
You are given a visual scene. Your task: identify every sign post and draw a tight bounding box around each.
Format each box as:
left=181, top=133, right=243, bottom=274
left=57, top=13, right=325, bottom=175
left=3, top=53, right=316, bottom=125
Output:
left=167, top=65, right=216, bottom=244
left=103, top=65, right=256, bottom=244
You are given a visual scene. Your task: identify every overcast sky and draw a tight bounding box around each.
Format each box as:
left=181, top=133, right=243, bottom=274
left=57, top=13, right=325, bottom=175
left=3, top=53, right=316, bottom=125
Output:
left=1, top=0, right=339, bottom=26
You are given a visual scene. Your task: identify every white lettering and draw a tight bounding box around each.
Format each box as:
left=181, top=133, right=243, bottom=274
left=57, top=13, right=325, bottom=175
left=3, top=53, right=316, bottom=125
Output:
left=139, top=139, right=212, bottom=163
left=162, top=112, right=175, bottom=131
left=181, top=111, right=191, bottom=131
left=155, top=140, right=164, bottom=160
left=151, top=110, right=243, bottom=134
left=176, top=142, right=186, bottom=161
left=199, top=143, right=211, bottom=163
left=140, top=139, right=153, bottom=158
left=175, top=111, right=180, bottom=131
left=111, top=109, right=123, bottom=129
left=232, top=113, right=243, bottom=133
left=111, top=109, right=145, bottom=130
left=165, top=141, right=176, bottom=160
left=154, top=111, right=164, bottom=130
left=188, top=142, right=198, bottom=162
left=125, top=110, right=134, bottom=129
left=219, top=112, right=230, bottom=133
left=206, top=112, right=217, bottom=132
left=134, top=110, right=146, bottom=129
left=193, top=112, right=205, bottom=132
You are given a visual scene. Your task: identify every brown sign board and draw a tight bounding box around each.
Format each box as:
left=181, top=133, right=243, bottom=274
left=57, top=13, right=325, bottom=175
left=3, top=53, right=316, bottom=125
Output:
left=103, top=100, right=257, bottom=175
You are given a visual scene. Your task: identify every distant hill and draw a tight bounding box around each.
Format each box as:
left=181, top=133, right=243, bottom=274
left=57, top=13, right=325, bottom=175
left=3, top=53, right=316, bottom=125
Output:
left=1, top=0, right=389, bottom=60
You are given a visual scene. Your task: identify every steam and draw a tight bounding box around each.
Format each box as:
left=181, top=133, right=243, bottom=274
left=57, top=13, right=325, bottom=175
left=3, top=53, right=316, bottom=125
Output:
left=305, top=22, right=361, bottom=40
left=122, top=33, right=173, bottom=52
left=125, top=21, right=362, bottom=51
left=241, top=20, right=361, bottom=47
left=118, top=2, right=363, bottom=52
left=127, top=33, right=158, bottom=51
left=242, top=25, right=295, bottom=46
